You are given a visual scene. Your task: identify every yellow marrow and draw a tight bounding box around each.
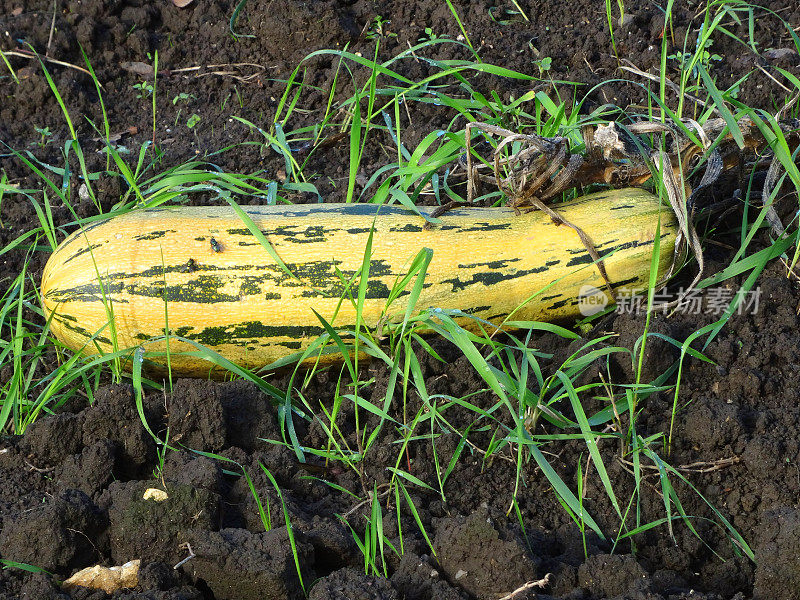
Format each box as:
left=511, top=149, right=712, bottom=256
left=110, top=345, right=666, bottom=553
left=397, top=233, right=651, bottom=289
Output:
left=41, top=188, right=677, bottom=376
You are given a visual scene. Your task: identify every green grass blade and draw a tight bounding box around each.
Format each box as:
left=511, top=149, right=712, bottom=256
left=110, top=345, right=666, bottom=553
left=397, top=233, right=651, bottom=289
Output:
left=556, top=371, right=622, bottom=520
left=229, top=0, right=255, bottom=38
left=529, top=444, right=605, bottom=540
left=696, top=63, right=744, bottom=148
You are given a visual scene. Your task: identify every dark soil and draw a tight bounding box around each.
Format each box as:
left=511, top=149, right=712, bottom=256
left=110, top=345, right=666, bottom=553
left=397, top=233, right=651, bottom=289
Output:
left=2, top=0, right=800, bottom=599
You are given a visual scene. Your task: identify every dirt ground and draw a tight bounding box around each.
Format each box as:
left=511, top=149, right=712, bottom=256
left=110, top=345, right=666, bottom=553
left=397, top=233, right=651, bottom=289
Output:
left=2, top=0, right=800, bottom=598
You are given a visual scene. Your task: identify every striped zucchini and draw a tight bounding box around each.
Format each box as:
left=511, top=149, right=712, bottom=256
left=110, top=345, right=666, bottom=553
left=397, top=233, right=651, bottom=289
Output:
left=41, top=188, right=677, bottom=376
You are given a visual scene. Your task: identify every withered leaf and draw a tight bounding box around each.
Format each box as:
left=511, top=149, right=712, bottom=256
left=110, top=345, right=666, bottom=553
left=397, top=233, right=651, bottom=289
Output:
left=764, top=48, right=797, bottom=61
left=91, top=126, right=138, bottom=143
left=120, top=61, right=154, bottom=77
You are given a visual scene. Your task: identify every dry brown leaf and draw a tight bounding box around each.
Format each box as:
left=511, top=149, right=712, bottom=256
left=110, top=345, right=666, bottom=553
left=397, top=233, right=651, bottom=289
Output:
left=90, top=126, right=138, bottom=143
left=63, top=560, right=140, bottom=594
left=11, top=7, right=23, bottom=16
left=764, top=48, right=797, bottom=60
left=120, top=61, right=154, bottom=77
left=172, top=0, right=195, bottom=7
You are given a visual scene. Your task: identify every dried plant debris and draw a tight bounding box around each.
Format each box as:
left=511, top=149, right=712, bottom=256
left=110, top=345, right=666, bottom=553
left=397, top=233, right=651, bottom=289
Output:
left=62, top=560, right=140, bottom=594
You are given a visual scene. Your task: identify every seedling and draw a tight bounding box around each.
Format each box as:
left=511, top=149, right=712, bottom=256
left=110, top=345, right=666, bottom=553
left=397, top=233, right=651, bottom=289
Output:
left=151, top=426, right=171, bottom=486
left=418, top=27, right=448, bottom=43
left=365, top=16, right=395, bottom=40
left=172, top=93, right=196, bottom=105
left=533, top=56, right=552, bottom=76
left=668, top=41, right=722, bottom=78
left=133, top=81, right=153, bottom=99
left=33, top=125, right=52, bottom=149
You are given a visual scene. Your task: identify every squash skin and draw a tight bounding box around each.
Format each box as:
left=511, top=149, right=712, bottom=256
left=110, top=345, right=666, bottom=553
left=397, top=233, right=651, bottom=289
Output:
left=41, top=188, right=678, bottom=376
